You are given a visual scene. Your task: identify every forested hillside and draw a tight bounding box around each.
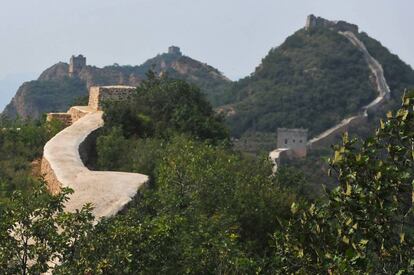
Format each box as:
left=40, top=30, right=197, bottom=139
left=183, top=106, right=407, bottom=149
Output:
left=222, top=27, right=377, bottom=137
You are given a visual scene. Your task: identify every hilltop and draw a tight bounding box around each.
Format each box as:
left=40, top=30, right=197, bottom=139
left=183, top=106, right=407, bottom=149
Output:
left=214, top=15, right=414, bottom=157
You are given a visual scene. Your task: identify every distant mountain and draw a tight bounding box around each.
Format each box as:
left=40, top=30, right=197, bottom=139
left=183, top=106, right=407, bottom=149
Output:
left=2, top=46, right=230, bottom=119
left=219, top=16, right=412, bottom=138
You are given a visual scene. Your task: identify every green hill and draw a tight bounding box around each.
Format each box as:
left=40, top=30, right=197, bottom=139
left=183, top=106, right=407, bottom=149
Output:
left=222, top=27, right=378, bottom=138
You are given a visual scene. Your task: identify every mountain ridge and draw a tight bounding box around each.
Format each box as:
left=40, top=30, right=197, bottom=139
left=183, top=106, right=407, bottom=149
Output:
left=2, top=46, right=230, bottom=119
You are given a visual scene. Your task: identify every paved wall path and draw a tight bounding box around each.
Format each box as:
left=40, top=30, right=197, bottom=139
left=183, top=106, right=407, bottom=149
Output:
left=42, top=110, right=148, bottom=220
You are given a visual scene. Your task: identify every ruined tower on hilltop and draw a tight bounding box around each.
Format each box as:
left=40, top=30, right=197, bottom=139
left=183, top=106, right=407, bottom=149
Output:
left=168, top=46, right=182, bottom=56
left=305, top=14, right=358, bottom=33
left=69, top=55, right=86, bottom=76
left=277, top=128, right=308, bottom=158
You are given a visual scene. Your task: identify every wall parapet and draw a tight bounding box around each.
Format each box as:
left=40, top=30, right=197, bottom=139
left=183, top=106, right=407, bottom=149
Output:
left=46, top=113, right=72, bottom=126
left=88, top=85, right=136, bottom=110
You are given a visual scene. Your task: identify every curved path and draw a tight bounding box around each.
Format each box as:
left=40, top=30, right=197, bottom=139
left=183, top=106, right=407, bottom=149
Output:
left=270, top=31, right=391, bottom=167
left=42, top=110, right=148, bottom=220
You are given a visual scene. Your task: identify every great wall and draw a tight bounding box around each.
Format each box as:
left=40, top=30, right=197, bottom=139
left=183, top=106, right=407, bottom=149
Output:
left=40, top=14, right=392, bottom=219
left=269, top=15, right=391, bottom=171
left=41, top=86, right=148, bottom=220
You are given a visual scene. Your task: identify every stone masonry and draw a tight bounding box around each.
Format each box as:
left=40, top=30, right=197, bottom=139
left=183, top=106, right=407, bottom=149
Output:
left=46, top=85, right=137, bottom=126
left=276, top=128, right=308, bottom=158
left=168, top=46, right=182, bottom=56
left=305, top=14, right=359, bottom=33
left=69, top=55, right=86, bottom=77
left=46, top=113, right=72, bottom=126
left=88, top=85, right=136, bottom=110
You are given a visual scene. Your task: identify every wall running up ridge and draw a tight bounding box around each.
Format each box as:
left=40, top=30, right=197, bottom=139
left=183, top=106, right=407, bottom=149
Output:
left=269, top=29, right=391, bottom=169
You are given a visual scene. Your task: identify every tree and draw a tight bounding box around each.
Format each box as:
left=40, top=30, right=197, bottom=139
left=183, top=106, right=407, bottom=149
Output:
left=58, top=136, right=298, bottom=274
left=102, top=71, right=229, bottom=143
left=273, top=92, right=414, bottom=274
left=0, top=182, right=94, bottom=274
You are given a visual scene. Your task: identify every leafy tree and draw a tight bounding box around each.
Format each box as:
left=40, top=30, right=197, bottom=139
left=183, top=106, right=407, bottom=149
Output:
left=102, top=71, right=229, bottom=143
left=273, top=92, right=414, bottom=274
left=0, top=118, right=64, bottom=206
left=0, top=182, right=94, bottom=274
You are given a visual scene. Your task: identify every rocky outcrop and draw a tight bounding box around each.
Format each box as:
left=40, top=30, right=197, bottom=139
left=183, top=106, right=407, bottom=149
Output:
left=38, top=62, right=70, bottom=81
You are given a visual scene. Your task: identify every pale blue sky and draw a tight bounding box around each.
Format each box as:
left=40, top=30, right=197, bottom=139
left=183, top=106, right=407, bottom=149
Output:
left=0, top=0, right=413, bottom=109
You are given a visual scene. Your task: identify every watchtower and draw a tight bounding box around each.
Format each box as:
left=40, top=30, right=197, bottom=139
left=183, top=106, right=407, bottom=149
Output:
left=305, top=14, right=317, bottom=30
left=168, top=46, right=182, bottom=56
left=277, top=128, right=308, bottom=158
left=69, top=55, right=86, bottom=76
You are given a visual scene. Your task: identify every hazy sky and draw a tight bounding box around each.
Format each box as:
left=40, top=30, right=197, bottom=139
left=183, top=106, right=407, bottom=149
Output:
left=0, top=0, right=413, bottom=108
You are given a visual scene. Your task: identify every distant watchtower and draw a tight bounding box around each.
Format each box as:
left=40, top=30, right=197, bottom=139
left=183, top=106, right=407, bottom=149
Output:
left=277, top=128, right=308, bottom=158
left=69, top=55, right=86, bottom=76
left=168, top=46, right=182, bottom=56
left=305, top=14, right=359, bottom=33
left=305, top=14, right=317, bottom=30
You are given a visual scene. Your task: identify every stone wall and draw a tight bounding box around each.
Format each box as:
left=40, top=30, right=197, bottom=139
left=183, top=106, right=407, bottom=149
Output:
left=41, top=111, right=148, bottom=219
left=40, top=157, right=62, bottom=195
left=277, top=128, right=308, bottom=158
left=305, top=14, right=358, bottom=33
left=68, top=106, right=93, bottom=123
left=46, top=113, right=72, bottom=126
left=88, top=86, right=136, bottom=110
left=309, top=116, right=367, bottom=150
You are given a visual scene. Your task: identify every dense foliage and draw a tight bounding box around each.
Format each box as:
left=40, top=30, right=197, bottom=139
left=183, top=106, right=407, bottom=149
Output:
left=102, top=72, right=228, bottom=142
left=0, top=184, right=93, bottom=274
left=58, top=137, right=298, bottom=273
left=1, top=74, right=414, bottom=273
left=0, top=118, right=63, bottom=206
left=273, top=92, right=414, bottom=273
left=94, top=73, right=229, bottom=176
